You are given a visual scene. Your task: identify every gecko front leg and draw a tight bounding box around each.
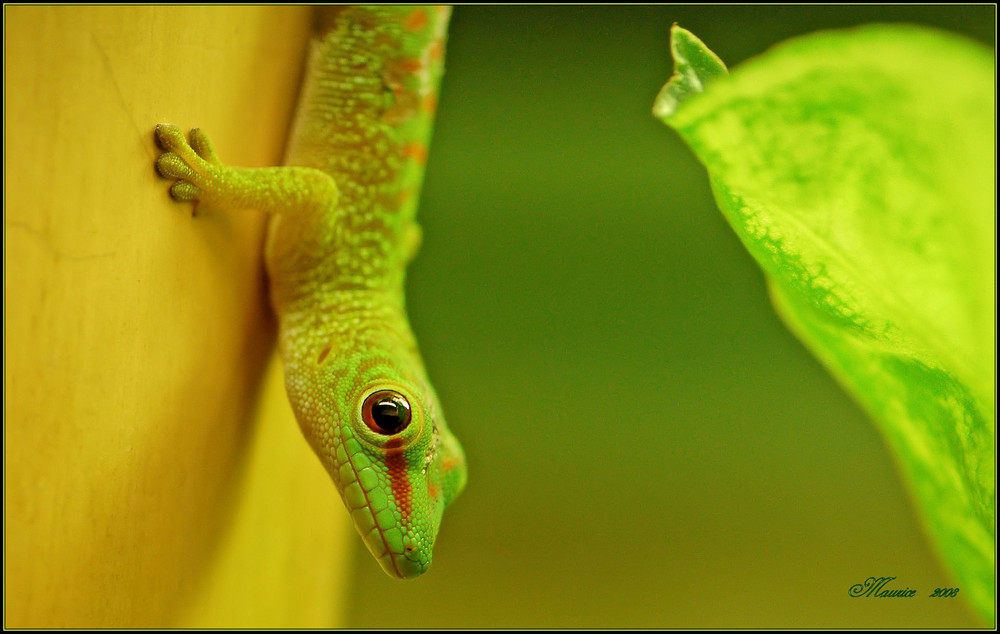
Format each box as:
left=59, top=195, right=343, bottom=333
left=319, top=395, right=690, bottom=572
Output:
left=155, top=124, right=338, bottom=221
left=155, top=123, right=342, bottom=287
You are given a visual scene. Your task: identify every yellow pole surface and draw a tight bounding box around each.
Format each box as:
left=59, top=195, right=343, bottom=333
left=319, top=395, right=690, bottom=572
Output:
left=4, top=6, right=352, bottom=627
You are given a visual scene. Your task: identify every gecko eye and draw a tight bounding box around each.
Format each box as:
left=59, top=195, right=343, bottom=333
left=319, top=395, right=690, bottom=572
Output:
left=362, top=390, right=412, bottom=435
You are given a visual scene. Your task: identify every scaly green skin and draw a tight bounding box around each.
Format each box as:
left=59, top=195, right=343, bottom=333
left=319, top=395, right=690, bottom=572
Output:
left=154, top=5, right=465, bottom=579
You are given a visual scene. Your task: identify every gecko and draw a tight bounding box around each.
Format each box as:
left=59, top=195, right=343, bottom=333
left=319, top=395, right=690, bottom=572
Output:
left=153, top=5, right=466, bottom=579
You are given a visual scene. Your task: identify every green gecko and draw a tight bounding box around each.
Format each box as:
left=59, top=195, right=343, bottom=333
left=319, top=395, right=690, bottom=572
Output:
left=154, top=5, right=466, bottom=579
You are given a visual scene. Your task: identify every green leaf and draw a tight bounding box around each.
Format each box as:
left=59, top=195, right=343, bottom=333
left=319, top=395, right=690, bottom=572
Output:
left=655, top=25, right=995, bottom=623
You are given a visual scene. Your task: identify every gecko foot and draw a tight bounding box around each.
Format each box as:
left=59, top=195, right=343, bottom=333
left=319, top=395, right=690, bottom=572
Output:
left=154, top=124, right=223, bottom=203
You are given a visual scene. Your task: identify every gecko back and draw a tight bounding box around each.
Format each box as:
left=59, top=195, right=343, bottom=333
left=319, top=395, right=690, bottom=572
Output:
left=272, top=5, right=466, bottom=579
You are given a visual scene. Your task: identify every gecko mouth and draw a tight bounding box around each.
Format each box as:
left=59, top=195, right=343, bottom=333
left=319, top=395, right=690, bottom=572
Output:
left=354, top=515, right=431, bottom=579
left=384, top=547, right=430, bottom=579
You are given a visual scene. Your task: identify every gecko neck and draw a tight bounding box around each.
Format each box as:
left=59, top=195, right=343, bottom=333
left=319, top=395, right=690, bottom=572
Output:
left=275, top=287, right=416, bottom=359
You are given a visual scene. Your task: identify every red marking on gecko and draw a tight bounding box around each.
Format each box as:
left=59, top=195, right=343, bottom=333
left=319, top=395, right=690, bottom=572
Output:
left=422, top=93, right=438, bottom=115
left=429, top=40, right=444, bottom=62
left=396, top=58, right=424, bottom=74
left=385, top=439, right=412, bottom=517
left=441, top=456, right=463, bottom=472
left=403, top=8, right=429, bottom=32
left=402, top=143, right=428, bottom=165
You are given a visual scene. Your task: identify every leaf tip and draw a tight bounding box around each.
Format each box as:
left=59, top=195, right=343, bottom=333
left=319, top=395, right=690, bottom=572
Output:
left=653, top=24, right=729, bottom=120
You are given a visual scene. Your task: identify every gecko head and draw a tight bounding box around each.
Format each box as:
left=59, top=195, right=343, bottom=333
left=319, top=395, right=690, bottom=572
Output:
left=300, top=352, right=467, bottom=580
left=344, top=379, right=467, bottom=578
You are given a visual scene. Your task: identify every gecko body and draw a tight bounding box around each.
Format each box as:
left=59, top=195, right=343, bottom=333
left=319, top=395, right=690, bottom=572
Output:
left=155, top=5, right=465, bottom=579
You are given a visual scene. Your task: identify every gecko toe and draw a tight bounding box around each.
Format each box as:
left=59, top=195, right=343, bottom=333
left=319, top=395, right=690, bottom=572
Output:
left=169, top=180, right=201, bottom=201
left=154, top=123, right=186, bottom=151
left=155, top=152, right=195, bottom=180
left=189, top=128, right=222, bottom=165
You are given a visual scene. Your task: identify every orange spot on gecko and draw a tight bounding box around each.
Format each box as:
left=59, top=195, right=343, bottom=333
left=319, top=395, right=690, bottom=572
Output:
left=396, top=58, right=424, bottom=74
left=402, top=143, right=428, bottom=165
left=317, top=345, right=331, bottom=364
left=429, top=40, right=444, bottom=62
left=422, top=93, right=438, bottom=115
left=403, top=8, right=429, bottom=32
left=428, top=483, right=440, bottom=499
left=441, top=456, right=463, bottom=471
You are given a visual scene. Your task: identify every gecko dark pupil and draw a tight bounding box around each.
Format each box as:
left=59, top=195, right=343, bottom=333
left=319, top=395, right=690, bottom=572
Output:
left=372, top=399, right=406, bottom=430
left=363, top=391, right=412, bottom=435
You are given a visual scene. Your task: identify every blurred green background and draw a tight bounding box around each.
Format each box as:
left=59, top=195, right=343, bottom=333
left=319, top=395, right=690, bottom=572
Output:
left=345, top=5, right=994, bottom=628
